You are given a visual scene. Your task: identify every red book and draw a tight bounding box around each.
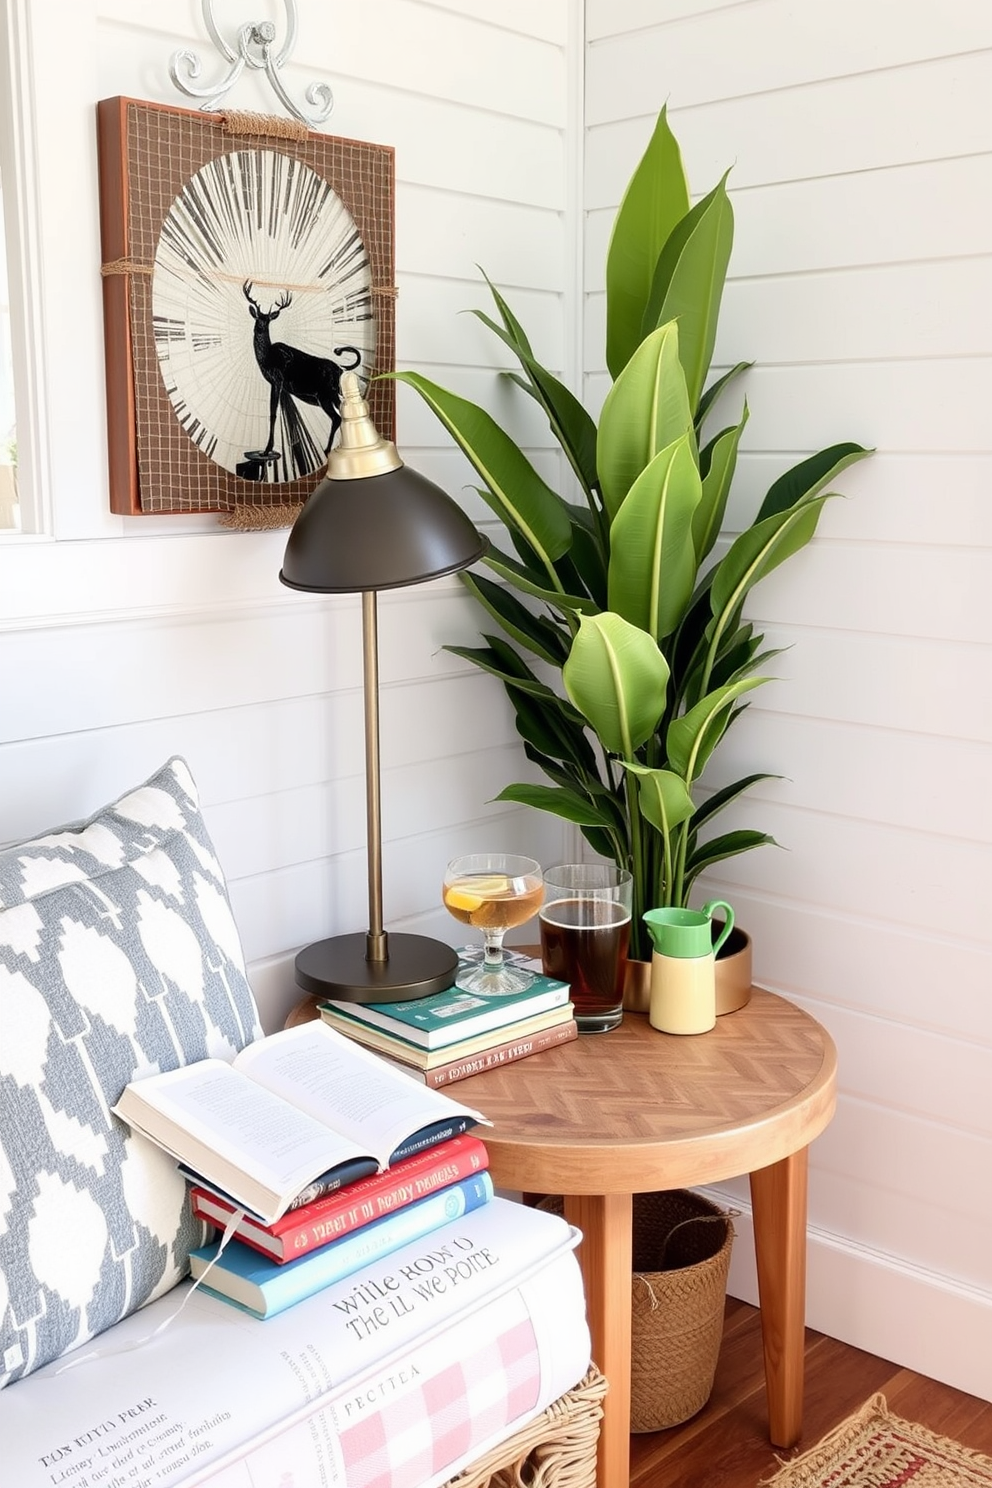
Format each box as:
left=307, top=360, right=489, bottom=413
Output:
left=380, top=1015, right=578, bottom=1088
left=189, top=1133, right=490, bottom=1263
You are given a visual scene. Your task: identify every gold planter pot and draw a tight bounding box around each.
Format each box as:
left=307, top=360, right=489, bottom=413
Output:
left=622, top=923, right=752, bottom=1017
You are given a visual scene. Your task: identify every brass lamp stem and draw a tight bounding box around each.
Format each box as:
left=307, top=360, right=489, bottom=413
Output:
left=362, top=589, right=388, bottom=963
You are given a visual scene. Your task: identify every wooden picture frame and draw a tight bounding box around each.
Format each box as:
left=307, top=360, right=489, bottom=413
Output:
left=96, top=96, right=396, bottom=517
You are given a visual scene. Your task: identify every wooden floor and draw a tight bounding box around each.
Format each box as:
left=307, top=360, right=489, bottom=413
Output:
left=629, top=1297, right=992, bottom=1487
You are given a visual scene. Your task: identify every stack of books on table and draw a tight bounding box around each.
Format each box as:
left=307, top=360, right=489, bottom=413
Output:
left=318, top=950, right=577, bottom=1087
left=111, top=1020, right=497, bottom=1319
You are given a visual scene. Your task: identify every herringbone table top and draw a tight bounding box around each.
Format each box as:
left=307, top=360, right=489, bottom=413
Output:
left=470, top=989, right=837, bottom=1195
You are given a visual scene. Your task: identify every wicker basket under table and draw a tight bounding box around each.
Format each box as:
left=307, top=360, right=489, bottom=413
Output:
left=444, top=1366, right=607, bottom=1488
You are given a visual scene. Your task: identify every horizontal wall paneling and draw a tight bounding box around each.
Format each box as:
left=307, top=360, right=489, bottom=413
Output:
left=589, top=0, right=992, bottom=1396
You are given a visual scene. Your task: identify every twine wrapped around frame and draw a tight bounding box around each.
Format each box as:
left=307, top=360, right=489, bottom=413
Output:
left=217, top=502, right=305, bottom=530
left=220, top=110, right=310, bottom=141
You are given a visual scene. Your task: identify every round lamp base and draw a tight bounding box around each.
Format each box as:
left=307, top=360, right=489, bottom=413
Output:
left=295, top=932, right=458, bottom=1004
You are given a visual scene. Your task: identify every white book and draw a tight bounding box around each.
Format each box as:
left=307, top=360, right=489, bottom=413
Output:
left=188, top=1252, right=590, bottom=1488
left=0, top=1198, right=589, bottom=1488
left=112, top=1020, right=490, bottom=1224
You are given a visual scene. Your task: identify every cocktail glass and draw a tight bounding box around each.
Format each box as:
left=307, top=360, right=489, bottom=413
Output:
left=442, top=853, right=544, bottom=995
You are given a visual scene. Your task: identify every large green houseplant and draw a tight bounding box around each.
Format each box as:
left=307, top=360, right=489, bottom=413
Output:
left=393, top=109, right=869, bottom=962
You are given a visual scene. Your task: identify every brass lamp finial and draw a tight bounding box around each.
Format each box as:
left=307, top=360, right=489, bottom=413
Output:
left=327, top=372, right=403, bottom=481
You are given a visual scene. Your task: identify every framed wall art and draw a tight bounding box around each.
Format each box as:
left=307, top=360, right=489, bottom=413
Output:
left=96, top=96, right=396, bottom=521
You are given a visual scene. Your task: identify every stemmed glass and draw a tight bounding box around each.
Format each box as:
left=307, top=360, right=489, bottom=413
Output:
left=443, top=853, right=544, bottom=995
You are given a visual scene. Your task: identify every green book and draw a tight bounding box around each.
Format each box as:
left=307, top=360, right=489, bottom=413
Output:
left=321, top=959, right=570, bottom=1050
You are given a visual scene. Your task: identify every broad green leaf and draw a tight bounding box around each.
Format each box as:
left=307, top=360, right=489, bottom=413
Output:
left=743, top=644, right=787, bottom=672
left=504, top=370, right=536, bottom=400
left=607, top=434, right=701, bottom=640
left=455, top=634, right=585, bottom=718
left=688, top=773, right=777, bottom=834
left=683, top=829, right=777, bottom=890
left=756, top=442, right=872, bottom=523
left=702, top=700, right=753, bottom=753
left=642, top=172, right=734, bottom=411
left=564, top=503, right=609, bottom=608
left=390, top=371, right=571, bottom=568
left=709, top=496, right=833, bottom=633
left=460, top=571, right=570, bottom=667
left=493, top=343, right=600, bottom=499
left=511, top=694, right=579, bottom=763
left=667, top=573, right=716, bottom=703
left=547, top=551, right=599, bottom=609
left=522, top=745, right=625, bottom=820
left=597, top=322, right=692, bottom=520
left=521, top=358, right=600, bottom=501
left=622, top=763, right=694, bottom=836
left=582, top=824, right=625, bottom=862
left=709, top=636, right=786, bottom=694
left=483, top=543, right=598, bottom=614
left=473, top=281, right=600, bottom=499
left=675, top=578, right=772, bottom=710
left=667, top=676, right=767, bottom=783
left=704, top=626, right=764, bottom=694
left=563, top=611, right=669, bottom=758
left=474, top=524, right=550, bottom=592
left=480, top=265, right=534, bottom=353
left=605, top=105, right=690, bottom=380
left=445, top=643, right=565, bottom=703
left=510, top=687, right=600, bottom=773
left=694, top=404, right=748, bottom=562
left=474, top=304, right=599, bottom=497
left=696, top=361, right=752, bottom=432
left=495, top=783, right=617, bottom=829
left=504, top=510, right=599, bottom=606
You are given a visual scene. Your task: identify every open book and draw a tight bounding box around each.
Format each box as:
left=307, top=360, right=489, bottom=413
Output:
left=112, top=1021, right=490, bottom=1225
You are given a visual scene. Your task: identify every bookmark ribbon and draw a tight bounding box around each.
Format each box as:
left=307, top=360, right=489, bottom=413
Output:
left=51, top=1208, right=245, bottom=1375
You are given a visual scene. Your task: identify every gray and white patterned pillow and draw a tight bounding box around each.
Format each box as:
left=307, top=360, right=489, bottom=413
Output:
left=0, top=756, right=263, bottom=1386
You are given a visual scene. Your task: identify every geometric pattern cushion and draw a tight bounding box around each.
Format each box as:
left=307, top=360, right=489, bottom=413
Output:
left=0, top=757, right=263, bottom=1387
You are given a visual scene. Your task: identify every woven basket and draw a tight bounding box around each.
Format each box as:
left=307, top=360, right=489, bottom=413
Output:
left=444, top=1365, right=607, bottom=1488
left=540, top=1191, right=734, bottom=1433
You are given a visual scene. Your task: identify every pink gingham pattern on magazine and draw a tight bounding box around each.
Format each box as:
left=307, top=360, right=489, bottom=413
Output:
left=337, top=1316, right=540, bottom=1488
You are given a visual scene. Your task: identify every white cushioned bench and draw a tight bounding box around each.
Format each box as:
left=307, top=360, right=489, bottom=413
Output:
left=0, top=758, right=602, bottom=1488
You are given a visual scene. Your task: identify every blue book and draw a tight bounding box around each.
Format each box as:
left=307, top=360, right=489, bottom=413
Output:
left=189, top=1172, right=494, bottom=1319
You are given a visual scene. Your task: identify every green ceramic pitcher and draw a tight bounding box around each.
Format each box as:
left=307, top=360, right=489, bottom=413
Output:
left=642, top=901, right=735, bottom=1035
left=642, top=900, right=735, bottom=958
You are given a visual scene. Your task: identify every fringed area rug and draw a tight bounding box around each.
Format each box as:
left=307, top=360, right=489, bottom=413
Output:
left=763, top=1394, right=992, bottom=1487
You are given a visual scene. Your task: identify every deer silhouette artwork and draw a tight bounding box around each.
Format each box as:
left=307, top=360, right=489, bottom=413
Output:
left=241, top=281, right=362, bottom=479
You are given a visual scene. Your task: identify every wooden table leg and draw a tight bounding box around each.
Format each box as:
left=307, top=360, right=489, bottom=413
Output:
left=564, top=1192, right=632, bottom=1488
left=749, top=1147, right=809, bottom=1448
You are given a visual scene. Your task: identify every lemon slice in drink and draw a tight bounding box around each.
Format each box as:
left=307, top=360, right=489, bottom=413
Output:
left=446, top=889, right=483, bottom=912
left=447, top=874, right=510, bottom=912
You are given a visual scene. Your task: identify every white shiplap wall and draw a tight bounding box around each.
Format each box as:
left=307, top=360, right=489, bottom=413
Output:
left=586, top=0, right=992, bottom=1399
left=0, top=0, right=574, bottom=1030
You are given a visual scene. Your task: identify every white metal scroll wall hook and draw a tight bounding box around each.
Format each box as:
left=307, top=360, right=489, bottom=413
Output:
left=169, top=0, right=333, bottom=127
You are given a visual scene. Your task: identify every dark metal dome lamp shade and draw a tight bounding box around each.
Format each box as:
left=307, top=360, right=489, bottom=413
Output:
left=280, top=373, right=487, bottom=1003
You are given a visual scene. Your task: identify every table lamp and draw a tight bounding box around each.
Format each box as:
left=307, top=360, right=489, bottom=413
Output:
left=280, top=373, right=487, bottom=1003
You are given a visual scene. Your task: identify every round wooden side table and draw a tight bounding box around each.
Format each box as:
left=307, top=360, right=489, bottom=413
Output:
left=459, top=990, right=837, bottom=1488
